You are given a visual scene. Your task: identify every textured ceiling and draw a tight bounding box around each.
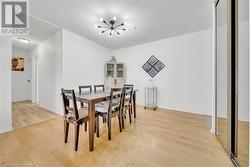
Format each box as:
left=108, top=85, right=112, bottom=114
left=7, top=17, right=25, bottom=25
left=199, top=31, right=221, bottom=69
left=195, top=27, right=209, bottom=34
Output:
left=30, top=0, right=214, bottom=50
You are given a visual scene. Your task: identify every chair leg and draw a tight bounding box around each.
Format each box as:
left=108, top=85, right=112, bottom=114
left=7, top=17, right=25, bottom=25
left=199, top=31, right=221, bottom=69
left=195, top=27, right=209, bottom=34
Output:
left=129, top=107, right=132, bottom=124
left=96, top=115, right=100, bottom=137
left=74, top=124, right=80, bottom=151
left=121, top=112, right=125, bottom=129
left=108, top=117, right=111, bottom=140
left=118, top=115, right=122, bottom=133
left=84, top=122, right=87, bottom=132
left=64, top=120, right=69, bottom=143
left=103, top=115, right=106, bottom=123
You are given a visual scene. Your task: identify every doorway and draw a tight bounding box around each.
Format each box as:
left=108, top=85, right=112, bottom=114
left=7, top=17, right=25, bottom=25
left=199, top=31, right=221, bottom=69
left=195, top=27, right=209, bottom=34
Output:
left=11, top=16, right=61, bottom=129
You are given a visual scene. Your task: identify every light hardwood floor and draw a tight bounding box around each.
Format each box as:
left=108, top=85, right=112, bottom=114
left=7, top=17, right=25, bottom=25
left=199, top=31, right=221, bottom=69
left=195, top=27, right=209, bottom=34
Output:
left=12, top=101, right=60, bottom=129
left=217, top=117, right=249, bottom=167
left=1, top=105, right=233, bottom=167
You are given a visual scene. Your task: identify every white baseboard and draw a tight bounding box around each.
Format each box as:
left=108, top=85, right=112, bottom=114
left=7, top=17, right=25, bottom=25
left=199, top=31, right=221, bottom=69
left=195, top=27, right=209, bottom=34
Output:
left=0, top=126, right=13, bottom=134
left=38, top=104, right=63, bottom=116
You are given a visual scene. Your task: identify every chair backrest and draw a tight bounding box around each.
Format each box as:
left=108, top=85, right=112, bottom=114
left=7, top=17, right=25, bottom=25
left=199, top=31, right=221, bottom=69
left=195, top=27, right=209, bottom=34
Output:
left=79, top=85, right=92, bottom=94
left=124, top=84, right=134, bottom=103
left=124, top=84, right=134, bottom=88
left=61, top=88, right=79, bottom=120
left=108, top=87, right=126, bottom=115
left=94, top=84, right=105, bottom=92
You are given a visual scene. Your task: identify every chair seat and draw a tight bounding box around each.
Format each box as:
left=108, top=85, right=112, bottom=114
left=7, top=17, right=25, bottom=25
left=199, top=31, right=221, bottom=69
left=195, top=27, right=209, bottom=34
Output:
left=96, top=104, right=120, bottom=114
left=65, top=108, right=88, bottom=123
left=96, top=98, right=120, bottom=107
left=95, top=105, right=108, bottom=113
left=96, top=101, right=109, bottom=107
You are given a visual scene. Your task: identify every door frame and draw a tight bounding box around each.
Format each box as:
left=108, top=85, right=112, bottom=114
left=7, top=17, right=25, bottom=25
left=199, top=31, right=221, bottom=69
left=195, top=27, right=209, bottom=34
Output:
left=32, top=55, right=39, bottom=104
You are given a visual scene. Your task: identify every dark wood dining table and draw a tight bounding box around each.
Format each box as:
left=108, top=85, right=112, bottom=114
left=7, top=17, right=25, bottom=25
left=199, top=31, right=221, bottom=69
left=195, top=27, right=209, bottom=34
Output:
left=68, top=90, right=137, bottom=152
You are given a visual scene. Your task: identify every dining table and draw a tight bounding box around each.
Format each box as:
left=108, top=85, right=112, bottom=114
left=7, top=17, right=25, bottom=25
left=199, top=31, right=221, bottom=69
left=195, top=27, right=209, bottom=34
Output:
left=67, top=89, right=137, bottom=152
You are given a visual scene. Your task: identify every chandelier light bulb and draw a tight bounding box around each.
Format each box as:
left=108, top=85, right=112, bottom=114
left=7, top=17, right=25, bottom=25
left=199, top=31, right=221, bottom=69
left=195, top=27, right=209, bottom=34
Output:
left=18, top=38, right=30, bottom=44
left=124, top=22, right=127, bottom=25
left=113, top=16, right=117, bottom=21
left=94, top=24, right=98, bottom=28
left=99, top=18, right=104, bottom=22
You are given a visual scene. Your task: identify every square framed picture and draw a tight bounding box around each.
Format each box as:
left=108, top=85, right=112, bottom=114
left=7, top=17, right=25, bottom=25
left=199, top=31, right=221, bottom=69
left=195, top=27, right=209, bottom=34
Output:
left=12, top=58, right=24, bottom=71
left=142, top=55, right=166, bottom=78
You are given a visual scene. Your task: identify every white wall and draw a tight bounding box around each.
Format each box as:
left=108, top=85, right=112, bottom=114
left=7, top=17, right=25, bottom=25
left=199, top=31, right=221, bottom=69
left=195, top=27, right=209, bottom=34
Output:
left=29, top=29, right=112, bottom=115
left=0, top=37, right=12, bottom=133
left=12, top=48, right=32, bottom=102
left=30, top=31, right=63, bottom=115
left=114, top=29, right=213, bottom=115
left=62, top=29, right=112, bottom=90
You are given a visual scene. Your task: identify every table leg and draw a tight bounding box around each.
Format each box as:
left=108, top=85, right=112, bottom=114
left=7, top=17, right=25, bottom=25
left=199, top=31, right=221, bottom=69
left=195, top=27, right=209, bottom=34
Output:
left=133, top=91, right=136, bottom=118
left=88, top=101, right=95, bottom=151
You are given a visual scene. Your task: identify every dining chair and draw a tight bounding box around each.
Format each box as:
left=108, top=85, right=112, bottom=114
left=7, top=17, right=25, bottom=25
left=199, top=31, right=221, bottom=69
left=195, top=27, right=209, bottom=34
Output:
left=94, top=84, right=105, bottom=92
left=79, top=85, right=92, bottom=94
left=79, top=85, right=92, bottom=131
left=94, top=84, right=107, bottom=123
left=79, top=85, right=92, bottom=108
left=95, top=88, right=125, bottom=140
left=121, top=85, right=134, bottom=128
left=61, top=88, right=89, bottom=151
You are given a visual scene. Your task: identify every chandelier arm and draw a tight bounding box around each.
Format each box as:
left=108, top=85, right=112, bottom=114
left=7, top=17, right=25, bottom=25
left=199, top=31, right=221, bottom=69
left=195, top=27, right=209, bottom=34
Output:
left=98, top=26, right=110, bottom=29
left=113, top=29, right=120, bottom=35
left=114, top=24, right=124, bottom=28
left=115, top=28, right=125, bottom=31
left=103, top=21, right=111, bottom=28
left=102, top=28, right=111, bottom=33
left=100, top=28, right=111, bottom=34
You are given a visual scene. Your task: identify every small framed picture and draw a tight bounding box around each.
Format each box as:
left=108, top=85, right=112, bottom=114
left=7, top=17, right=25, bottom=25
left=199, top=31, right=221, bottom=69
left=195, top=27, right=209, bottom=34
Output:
left=12, top=58, right=24, bottom=71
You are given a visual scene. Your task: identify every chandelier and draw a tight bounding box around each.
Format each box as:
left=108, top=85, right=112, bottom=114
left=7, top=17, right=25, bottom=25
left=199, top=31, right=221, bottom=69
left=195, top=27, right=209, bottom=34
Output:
left=95, top=16, right=128, bottom=37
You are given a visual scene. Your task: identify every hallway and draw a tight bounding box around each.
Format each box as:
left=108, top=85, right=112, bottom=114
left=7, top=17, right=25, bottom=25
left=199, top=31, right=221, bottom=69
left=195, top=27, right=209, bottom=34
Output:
left=12, top=101, right=60, bottom=129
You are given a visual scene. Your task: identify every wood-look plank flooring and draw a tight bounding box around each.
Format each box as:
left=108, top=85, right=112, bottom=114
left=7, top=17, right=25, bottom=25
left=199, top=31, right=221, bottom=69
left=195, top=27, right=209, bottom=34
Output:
left=1, top=105, right=233, bottom=167
left=12, top=101, right=60, bottom=129
left=218, top=117, right=249, bottom=167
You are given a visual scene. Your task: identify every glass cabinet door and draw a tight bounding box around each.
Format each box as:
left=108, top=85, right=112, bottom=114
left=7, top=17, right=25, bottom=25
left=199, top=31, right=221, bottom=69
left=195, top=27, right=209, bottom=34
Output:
left=116, top=63, right=124, bottom=78
left=106, top=63, right=114, bottom=77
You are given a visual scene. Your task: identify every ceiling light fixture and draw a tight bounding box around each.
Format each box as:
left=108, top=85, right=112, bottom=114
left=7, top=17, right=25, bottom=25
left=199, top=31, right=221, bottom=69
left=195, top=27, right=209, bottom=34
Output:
left=95, top=16, right=128, bottom=37
left=18, top=38, right=30, bottom=44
